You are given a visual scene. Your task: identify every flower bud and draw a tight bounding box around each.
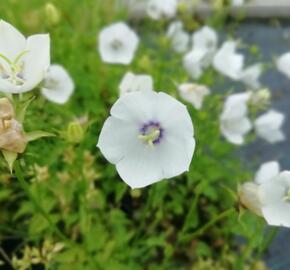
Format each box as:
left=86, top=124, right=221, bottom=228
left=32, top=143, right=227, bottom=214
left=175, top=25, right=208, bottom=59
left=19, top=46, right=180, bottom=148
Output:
left=65, top=121, right=85, bottom=144
left=249, top=88, right=271, bottom=107
left=0, top=98, right=15, bottom=122
left=45, top=3, right=61, bottom=26
left=238, top=182, right=263, bottom=216
left=0, top=119, right=27, bottom=153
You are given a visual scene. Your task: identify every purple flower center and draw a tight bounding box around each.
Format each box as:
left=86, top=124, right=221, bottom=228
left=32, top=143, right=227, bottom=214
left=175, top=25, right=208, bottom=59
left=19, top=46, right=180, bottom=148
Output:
left=140, top=121, right=164, bottom=145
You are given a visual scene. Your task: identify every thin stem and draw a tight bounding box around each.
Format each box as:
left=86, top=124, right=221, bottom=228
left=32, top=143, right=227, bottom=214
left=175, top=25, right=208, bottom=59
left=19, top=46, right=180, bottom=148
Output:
left=0, top=246, right=13, bottom=267
left=179, top=208, right=236, bottom=242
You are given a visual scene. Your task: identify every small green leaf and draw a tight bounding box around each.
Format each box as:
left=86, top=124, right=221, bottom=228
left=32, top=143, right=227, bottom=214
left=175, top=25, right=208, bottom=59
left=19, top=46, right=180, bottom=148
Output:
left=16, top=96, right=35, bottom=123
left=2, top=150, right=18, bottom=173
left=25, top=130, right=56, bottom=142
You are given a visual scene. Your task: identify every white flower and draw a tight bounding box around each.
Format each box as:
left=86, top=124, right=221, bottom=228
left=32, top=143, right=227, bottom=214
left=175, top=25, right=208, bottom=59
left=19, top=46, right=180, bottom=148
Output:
left=220, top=92, right=252, bottom=145
left=41, top=65, right=74, bottom=104
left=178, top=83, right=210, bottom=110
left=166, top=21, right=190, bottom=53
left=255, top=161, right=280, bottom=184
left=239, top=161, right=280, bottom=218
left=146, top=0, right=177, bottom=20
left=192, top=26, right=218, bottom=61
left=254, top=110, right=285, bottom=143
left=258, top=171, right=290, bottom=227
left=240, top=63, right=262, bottom=89
left=119, top=72, right=153, bottom=96
left=97, top=91, right=195, bottom=188
left=231, top=0, right=244, bottom=6
left=276, top=52, right=290, bottom=79
left=213, top=41, right=244, bottom=80
left=0, top=20, right=50, bottom=93
left=183, top=49, right=208, bottom=79
left=98, top=22, right=139, bottom=65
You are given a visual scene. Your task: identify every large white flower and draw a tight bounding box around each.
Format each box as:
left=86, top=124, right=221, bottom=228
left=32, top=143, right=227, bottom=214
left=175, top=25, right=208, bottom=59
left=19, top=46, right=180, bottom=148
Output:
left=97, top=91, right=195, bottom=188
left=166, top=21, right=190, bottom=53
left=255, top=161, right=281, bottom=184
left=254, top=110, right=285, bottom=143
left=41, top=64, right=75, bottom=104
left=220, top=92, right=252, bottom=145
left=98, top=22, right=139, bottom=65
left=0, top=20, right=50, bottom=93
left=178, top=83, right=210, bottom=110
left=240, top=63, right=262, bottom=90
left=213, top=41, right=244, bottom=80
left=146, top=0, right=177, bottom=20
left=276, top=52, right=290, bottom=79
left=119, top=72, right=153, bottom=96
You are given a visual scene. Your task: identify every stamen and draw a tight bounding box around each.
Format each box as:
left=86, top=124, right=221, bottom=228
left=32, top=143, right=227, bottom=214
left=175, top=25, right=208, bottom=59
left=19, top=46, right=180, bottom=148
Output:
left=139, top=129, right=160, bottom=147
left=111, top=39, right=123, bottom=50
left=283, top=188, right=290, bottom=202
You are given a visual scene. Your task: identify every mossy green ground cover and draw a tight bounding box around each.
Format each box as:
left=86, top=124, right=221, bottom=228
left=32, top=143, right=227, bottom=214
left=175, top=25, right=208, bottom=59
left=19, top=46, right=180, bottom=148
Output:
left=0, top=1, right=272, bottom=269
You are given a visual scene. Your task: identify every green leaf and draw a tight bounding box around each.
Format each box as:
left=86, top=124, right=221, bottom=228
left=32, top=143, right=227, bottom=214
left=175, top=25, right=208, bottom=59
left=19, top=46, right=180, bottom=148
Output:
left=16, top=96, right=35, bottom=123
left=25, top=130, right=56, bottom=142
left=2, top=150, right=18, bottom=173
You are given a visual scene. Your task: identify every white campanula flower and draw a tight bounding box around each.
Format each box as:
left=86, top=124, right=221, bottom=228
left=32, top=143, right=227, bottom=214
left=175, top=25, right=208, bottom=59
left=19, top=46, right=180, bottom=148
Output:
left=146, top=0, right=177, bottom=20
left=119, top=72, right=153, bottom=96
left=183, top=26, right=217, bottom=79
left=0, top=20, right=50, bottom=93
left=178, top=83, right=210, bottom=110
left=240, top=63, right=262, bottom=90
left=255, top=161, right=281, bottom=184
left=166, top=21, right=190, bottom=53
left=213, top=41, right=244, bottom=80
left=98, top=22, right=139, bottom=65
left=97, top=91, right=195, bottom=188
left=239, top=161, right=280, bottom=218
left=231, top=0, right=244, bottom=6
left=41, top=64, right=75, bottom=104
left=192, top=26, right=218, bottom=61
left=220, top=92, right=252, bottom=145
left=276, top=52, right=290, bottom=79
left=183, top=49, right=208, bottom=79
left=254, top=110, right=285, bottom=143
left=258, top=171, right=290, bottom=227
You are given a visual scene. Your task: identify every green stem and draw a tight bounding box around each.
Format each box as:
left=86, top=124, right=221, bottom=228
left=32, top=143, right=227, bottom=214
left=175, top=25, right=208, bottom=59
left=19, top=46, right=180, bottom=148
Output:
left=180, top=208, right=236, bottom=242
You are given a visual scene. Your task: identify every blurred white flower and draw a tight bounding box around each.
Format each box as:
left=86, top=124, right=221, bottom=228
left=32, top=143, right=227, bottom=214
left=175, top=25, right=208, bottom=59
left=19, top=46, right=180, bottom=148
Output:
left=277, top=52, right=290, bottom=79
left=98, top=22, right=139, bottom=65
left=213, top=41, right=244, bottom=80
left=0, top=20, right=50, bottom=93
left=178, top=83, right=210, bottom=110
left=220, top=92, right=252, bottom=145
left=97, top=91, right=195, bottom=188
left=231, top=0, right=244, bottom=6
left=254, top=110, right=285, bottom=143
left=255, top=160, right=280, bottom=184
left=41, top=64, right=74, bottom=104
left=183, top=26, right=218, bottom=79
left=146, top=0, right=177, bottom=20
left=259, top=171, right=290, bottom=227
left=166, top=21, right=189, bottom=53
left=192, top=26, right=218, bottom=62
left=119, top=72, right=153, bottom=96
left=240, top=63, right=262, bottom=89
left=183, top=49, right=208, bottom=79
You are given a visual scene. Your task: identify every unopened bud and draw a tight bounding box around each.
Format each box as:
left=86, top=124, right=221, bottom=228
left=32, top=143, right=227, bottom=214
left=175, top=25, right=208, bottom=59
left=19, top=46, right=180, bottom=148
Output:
left=250, top=88, right=271, bottom=107
left=238, top=182, right=263, bottom=216
left=66, top=121, right=84, bottom=144
left=0, top=98, right=15, bottom=122
left=45, top=3, right=61, bottom=26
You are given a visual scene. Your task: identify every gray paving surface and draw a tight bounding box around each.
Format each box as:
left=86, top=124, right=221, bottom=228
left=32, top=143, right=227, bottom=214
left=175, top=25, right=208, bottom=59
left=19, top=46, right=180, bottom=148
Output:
left=232, top=20, right=290, bottom=270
